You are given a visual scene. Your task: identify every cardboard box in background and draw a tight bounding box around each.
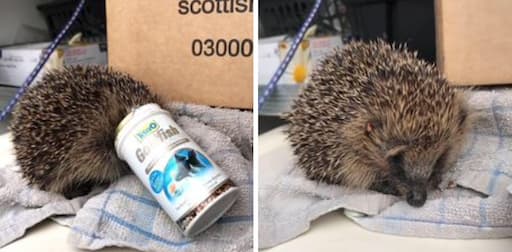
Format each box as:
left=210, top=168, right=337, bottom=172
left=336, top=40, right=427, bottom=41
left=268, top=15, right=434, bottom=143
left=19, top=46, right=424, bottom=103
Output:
left=106, top=0, right=253, bottom=109
left=0, top=41, right=107, bottom=87
left=435, top=0, right=512, bottom=85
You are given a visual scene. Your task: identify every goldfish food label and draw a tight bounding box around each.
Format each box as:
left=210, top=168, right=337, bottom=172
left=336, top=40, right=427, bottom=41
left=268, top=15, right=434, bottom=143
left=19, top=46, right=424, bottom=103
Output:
left=115, top=103, right=235, bottom=232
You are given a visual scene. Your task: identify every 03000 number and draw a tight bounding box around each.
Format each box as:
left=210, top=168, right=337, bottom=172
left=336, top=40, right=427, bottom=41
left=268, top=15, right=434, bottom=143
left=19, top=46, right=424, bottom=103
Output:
left=191, top=39, right=252, bottom=57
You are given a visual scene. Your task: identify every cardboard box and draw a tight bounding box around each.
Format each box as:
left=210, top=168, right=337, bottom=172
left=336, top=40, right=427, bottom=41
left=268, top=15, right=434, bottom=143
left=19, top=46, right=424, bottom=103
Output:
left=0, top=42, right=107, bottom=87
left=435, top=0, right=512, bottom=85
left=106, top=0, right=253, bottom=109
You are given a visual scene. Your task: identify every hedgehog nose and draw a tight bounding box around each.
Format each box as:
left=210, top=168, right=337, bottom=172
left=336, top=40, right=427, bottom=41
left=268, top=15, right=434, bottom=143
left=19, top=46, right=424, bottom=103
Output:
left=406, top=189, right=427, bottom=207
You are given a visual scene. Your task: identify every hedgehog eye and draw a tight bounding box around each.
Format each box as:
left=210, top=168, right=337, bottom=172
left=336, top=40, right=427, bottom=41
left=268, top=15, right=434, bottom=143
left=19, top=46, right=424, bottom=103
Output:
left=458, top=108, right=468, bottom=127
left=388, top=153, right=403, bottom=169
left=386, top=145, right=407, bottom=174
left=433, top=149, right=449, bottom=172
left=388, top=153, right=406, bottom=179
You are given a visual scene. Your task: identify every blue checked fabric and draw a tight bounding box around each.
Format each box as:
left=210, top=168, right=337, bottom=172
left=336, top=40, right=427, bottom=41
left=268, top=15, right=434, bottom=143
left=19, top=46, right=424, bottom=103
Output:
left=259, top=89, right=512, bottom=248
left=69, top=104, right=253, bottom=252
left=0, top=104, right=253, bottom=251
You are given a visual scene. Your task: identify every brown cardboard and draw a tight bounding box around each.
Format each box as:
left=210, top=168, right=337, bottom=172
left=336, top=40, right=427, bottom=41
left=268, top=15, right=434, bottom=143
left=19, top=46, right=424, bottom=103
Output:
left=435, top=0, right=512, bottom=86
left=106, top=0, right=253, bottom=108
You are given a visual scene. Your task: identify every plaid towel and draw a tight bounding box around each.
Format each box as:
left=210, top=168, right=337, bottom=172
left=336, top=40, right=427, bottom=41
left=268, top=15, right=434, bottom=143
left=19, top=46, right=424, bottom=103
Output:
left=0, top=103, right=253, bottom=251
left=259, top=89, right=512, bottom=249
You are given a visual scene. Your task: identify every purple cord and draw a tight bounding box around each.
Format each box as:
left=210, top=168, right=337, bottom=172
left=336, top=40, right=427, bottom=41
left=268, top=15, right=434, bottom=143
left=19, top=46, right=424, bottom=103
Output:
left=0, top=0, right=86, bottom=121
left=258, top=0, right=323, bottom=110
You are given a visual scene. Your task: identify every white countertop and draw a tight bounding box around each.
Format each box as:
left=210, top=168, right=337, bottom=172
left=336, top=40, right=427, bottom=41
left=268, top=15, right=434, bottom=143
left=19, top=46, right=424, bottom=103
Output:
left=259, top=126, right=512, bottom=252
left=1, top=220, right=134, bottom=252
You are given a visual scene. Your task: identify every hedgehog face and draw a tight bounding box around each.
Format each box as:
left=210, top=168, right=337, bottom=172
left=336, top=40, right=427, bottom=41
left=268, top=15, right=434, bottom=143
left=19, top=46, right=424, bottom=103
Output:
left=357, top=92, right=469, bottom=207
left=365, top=109, right=468, bottom=207
left=384, top=143, right=449, bottom=207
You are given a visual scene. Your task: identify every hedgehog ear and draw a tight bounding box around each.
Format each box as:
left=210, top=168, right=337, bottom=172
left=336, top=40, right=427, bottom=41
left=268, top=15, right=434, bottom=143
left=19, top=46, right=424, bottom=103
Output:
left=365, top=120, right=382, bottom=135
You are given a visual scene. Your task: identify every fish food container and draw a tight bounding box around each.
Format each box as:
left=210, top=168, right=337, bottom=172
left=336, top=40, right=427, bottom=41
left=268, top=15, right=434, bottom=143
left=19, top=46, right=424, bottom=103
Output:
left=114, top=103, right=240, bottom=236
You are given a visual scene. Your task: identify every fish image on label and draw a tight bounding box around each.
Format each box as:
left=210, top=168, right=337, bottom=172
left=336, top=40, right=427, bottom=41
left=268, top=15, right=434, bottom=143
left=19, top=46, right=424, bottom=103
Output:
left=158, top=148, right=213, bottom=202
left=115, top=103, right=240, bottom=236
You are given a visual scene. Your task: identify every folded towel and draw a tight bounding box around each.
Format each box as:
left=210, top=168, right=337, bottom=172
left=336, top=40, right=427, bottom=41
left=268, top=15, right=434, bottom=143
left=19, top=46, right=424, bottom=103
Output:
left=259, top=89, right=512, bottom=249
left=0, top=133, right=90, bottom=246
left=0, top=103, right=253, bottom=252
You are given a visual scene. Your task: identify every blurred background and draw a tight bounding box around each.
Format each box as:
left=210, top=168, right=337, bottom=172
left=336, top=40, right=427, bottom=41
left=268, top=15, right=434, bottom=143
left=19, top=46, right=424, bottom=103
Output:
left=0, top=0, right=107, bottom=133
left=258, top=0, right=436, bottom=133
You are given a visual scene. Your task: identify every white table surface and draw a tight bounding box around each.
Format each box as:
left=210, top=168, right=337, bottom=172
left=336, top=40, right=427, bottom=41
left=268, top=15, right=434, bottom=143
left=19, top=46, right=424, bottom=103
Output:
left=1, top=220, right=134, bottom=252
left=259, top=126, right=512, bottom=252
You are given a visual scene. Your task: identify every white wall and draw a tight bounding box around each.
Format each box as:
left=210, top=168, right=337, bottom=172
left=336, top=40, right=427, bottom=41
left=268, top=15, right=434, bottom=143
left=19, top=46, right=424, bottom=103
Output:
left=0, top=0, right=54, bottom=46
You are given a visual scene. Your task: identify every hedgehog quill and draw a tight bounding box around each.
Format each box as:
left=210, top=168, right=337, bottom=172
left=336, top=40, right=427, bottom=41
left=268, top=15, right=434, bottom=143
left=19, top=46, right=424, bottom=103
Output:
left=285, top=40, right=470, bottom=207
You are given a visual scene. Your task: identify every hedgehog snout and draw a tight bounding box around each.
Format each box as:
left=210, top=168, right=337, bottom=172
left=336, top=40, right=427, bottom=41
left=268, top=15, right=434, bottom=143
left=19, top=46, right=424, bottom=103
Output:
left=406, top=185, right=427, bottom=207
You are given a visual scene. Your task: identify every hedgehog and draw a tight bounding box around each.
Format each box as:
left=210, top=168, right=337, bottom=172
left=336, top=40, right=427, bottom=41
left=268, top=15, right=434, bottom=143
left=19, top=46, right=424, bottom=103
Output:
left=284, top=40, right=470, bottom=207
left=10, top=65, right=162, bottom=198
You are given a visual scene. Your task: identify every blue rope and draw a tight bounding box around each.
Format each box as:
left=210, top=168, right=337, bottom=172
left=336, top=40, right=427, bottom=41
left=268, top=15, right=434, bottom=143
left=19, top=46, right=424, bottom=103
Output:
left=0, top=0, right=86, bottom=121
left=258, top=0, right=323, bottom=110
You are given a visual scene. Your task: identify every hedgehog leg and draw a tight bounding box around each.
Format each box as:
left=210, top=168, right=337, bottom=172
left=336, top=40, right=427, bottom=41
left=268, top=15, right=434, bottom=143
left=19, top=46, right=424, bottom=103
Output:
left=45, top=169, right=93, bottom=198
left=429, top=170, right=443, bottom=190
left=62, top=181, right=94, bottom=199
